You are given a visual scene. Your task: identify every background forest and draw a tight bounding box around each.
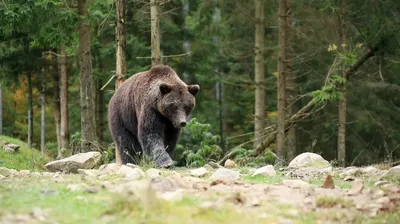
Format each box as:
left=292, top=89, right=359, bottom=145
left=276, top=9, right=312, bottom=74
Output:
left=0, top=0, right=399, bottom=167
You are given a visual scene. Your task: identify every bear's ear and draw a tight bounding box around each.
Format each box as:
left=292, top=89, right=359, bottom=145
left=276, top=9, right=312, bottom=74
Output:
left=159, top=83, right=172, bottom=95
left=188, top=84, right=200, bottom=96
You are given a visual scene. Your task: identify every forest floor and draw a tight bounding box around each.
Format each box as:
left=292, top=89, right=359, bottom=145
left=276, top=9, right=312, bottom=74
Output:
left=0, top=135, right=400, bottom=224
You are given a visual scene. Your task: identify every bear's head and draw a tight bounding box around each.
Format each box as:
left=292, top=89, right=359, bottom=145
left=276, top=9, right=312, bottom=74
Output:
left=157, top=83, right=200, bottom=129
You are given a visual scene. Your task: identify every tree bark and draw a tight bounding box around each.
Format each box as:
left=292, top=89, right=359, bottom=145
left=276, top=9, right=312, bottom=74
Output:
left=78, top=0, right=97, bottom=152
left=27, top=71, right=33, bottom=148
left=52, top=50, right=62, bottom=158
left=115, top=0, right=127, bottom=88
left=59, top=45, right=69, bottom=155
left=253, top=46, right=377, bottom=156
left=150, top=0, right=161, bottom=66
left=254, top=0, right=265, bottom=148
left=277, top=0, right=288, bottom=159
left=285, top=1, right=296, bottom=161
left=41, top=53, right=46, bottom=154
left=115, top=0, right=127, bottom=163
left=337, top=0, right=347, bottom=167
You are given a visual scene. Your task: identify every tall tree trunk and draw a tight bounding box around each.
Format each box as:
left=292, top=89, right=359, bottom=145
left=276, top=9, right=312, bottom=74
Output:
left=0, top=84, right=2, bottom=135
left=52, top=50, right=62, bottom=158
left=337, top=0, right=347, bottom=167
left=59, top=45, right=69, bottom=154
left=96, top=49, right=105, bottom=145
left=254, top=0, right=265, bottom=148
left=78, top=0, right=97, bottom=152
left=27, top=72, right=33, bottom=148
left=285, top=1, right=296, bottom=161
left=115, top=0, right=127, bottom=163
left=41, top=53, right=46, bottom=154
left=277, top=0, right=288, bottom=159
left=115, top=0, right=127, bottom=88
left=150, top=0, right=161, bottom=66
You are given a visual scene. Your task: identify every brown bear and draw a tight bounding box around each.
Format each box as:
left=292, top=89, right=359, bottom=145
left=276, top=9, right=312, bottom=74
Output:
left=108, top=65, right=200, bottom=168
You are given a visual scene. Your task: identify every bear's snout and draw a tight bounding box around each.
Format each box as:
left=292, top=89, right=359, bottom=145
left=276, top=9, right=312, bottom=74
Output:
left=180, top=122, right=187, bottom=127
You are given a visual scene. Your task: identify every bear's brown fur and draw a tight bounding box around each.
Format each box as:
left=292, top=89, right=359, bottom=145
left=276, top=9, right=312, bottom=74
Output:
left=108, top=65, right=200, bottom=168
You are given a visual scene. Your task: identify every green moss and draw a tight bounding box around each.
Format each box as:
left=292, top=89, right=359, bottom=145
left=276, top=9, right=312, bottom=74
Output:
left=316, top=196, right=355, bottom=208
left=0, top=135, right=50, bottom=171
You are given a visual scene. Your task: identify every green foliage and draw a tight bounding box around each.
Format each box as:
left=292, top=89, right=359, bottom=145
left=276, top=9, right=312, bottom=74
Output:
left=233, top=148, right=278, bottom=167
left=175, top=118, right=223, bottom=167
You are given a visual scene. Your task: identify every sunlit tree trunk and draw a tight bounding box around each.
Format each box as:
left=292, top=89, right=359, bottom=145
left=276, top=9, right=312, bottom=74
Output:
left=277, top=0, right=288, bottom=159
left=338, top=0, right=347, bottom=167
left=41, top=53, right=46, bottom=154
left=254, top=0, right=265, bottom=148
left=150, top=0, right=161, bottom=66
left=78, top=0, right=97, bottom=152
left=59, top=45, right=69, bottom=155
left=52, top=51, right=62, bottom=158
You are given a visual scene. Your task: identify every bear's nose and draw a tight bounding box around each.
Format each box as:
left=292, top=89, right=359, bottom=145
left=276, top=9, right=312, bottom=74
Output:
left=180, top=122, right=187, bottom=127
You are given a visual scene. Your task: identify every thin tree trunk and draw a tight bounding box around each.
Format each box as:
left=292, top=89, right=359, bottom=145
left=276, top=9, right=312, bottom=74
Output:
left=150, top=0, right=161, bottom=66
left=277, top=0, right=288, bottom=159
left=115, top=0, right=127, bottom=88
left=337, top=0, right=347, bottom=167
left=0, top=84, right=2, bottom=135
left=115, top=0, right=127, bottom=163
left=96, top=49, right=105, bottom=144
left=27, top=72, right=33, bottom=148
left=78, top=0, right=97, bottom=152
left=52, top=50, right=62, bottom=158
left=286, top=1, right=296, bottom=161
left=41, top=53, right=46, bottom=154
left=254, top=0, right=265, bottom=148
left=59, top=45, right=69, bottom=154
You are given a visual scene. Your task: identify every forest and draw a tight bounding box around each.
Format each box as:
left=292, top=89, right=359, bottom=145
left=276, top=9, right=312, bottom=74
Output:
left=1, top=0, right=400, bottom=168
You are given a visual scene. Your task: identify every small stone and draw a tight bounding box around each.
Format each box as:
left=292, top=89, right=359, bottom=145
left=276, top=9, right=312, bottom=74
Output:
left=321, top=174, right=335, bottom=189
left=0, top=167, right=12, bottom=177
left=67, top=184, right=86, bottom=192
left=343, top=176, right=355, bottom=182
left=380, top=165, right=400, bottom=182
left=189, top=167, right=208, bottom=177
left=2, top=143, right=20, bottom=152
left=0, top=174, right=5, bottom=179
left=126, top=163, right=140, bottom=169
left=41, top=172, right=53, bottom=177
left=348, top=179, right=364, bottom=195
left=282, top=180, right=312, bottom=191
left=210, top=168, right=240, bottom=181
left=362, top=166, right=378, bottom=174
left=158, top=191, right=183, bottom=201
left=40, top=189, right=58, bottom=195
left=99, top=163, right=121, bottom=175
left=31, top=172, right=42, bottom=178
left=252, top=165, right=276, bottom=177
left=150, top=177, right=178, bottom=192
left=224, top=159, right=236, bottom=168
left=30, top=208, right=47, bottom=221
left=203, top=164, right=214, bottom=170
left=376, top=197, right=391, bottom=210
left=374, top=180, right=389, bottom=187
left=19, top=169, right=31, bottom=176
left=78, top=169, right=99, bottom=177
left=118, top=165, right=145, bottom=180
left=146, top=168, right=161, bottom=178
left=208, top=161, right=223, bottom=169
left=85, top=187, right=99, bottom=194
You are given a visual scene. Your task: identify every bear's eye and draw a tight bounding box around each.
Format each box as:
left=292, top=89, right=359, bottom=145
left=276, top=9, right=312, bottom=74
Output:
left=167, top=103, right=178, bottom=110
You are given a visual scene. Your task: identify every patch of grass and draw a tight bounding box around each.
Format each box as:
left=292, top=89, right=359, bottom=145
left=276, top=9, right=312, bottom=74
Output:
left=0, top=135, right=50, bottom=171
left=242, top=173, right=285, bottom=184
left=316, top=196, right=355, bottom=208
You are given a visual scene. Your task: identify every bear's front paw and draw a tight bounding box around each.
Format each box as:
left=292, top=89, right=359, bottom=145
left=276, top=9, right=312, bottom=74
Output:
left=155, top=154, right=174, bottom=169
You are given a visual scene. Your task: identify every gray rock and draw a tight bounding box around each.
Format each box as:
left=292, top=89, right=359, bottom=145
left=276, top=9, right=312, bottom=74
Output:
left=374, top=180, right=389, bottom=187
left=361, top=166, right=379, bottom=174
left=189, top=167, right=208, bottom=177
left=203, top=164, right=214, bottom=171
left=348, top=179, right=364, bottom=195
left=150, top=177, right=179, bottom=192
left=288, top=152, right=331, bottom=169
left=19, top=170, right=31, bottom=176
left=208, top=161, right=223, bottom=169
left=126, top=163, right=140, bottom=169
left=0, top=167, right=14, bottom=177
left=118, top=165, right=145, bottom=180
left=0, top=174, right=5, bottom=179
left=380, top=165, right=400, bottom=182
left=146, top=168, right=161, bottom=178
left=2, top=143, right=20, bottom=153
left=224, top=159, right=236, bottom=168
left=252, top=165, right=276, bottom=177
left=99, top=163, right=121, bottom=175
left=210, top=168, right=240, bottom=181
left=282, top=180, right=312, bottom=191
left=45, top=151, right=101, bottom=173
